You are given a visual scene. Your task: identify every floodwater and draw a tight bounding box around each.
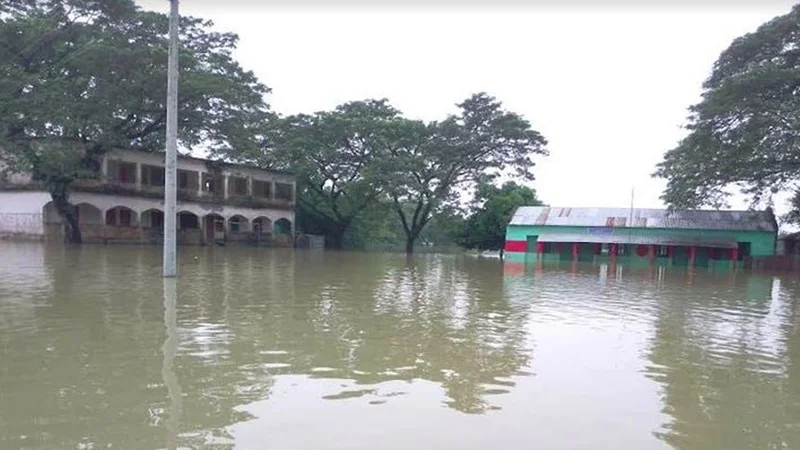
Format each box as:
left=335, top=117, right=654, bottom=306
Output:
left=1, top=243, right=799, bottom=450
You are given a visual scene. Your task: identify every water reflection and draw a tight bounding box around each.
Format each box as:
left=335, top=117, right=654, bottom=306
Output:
left=161, top=278, right=182, bottom=450
left=1, top=243, right=800, bottom=449
left=646, top=273, right=800, bottom=449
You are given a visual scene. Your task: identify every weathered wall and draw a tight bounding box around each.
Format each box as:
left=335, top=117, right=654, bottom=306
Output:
left=0, top=213, right=44, bottom=238
left=0, top=192, right=51, bottom=238
left=0, top=192, right=51, bottom=214
left=505, top=225, right=776, bottom=256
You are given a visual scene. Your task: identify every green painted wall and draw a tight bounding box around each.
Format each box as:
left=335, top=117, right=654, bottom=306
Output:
left=506, top=225, right=775, bottom=256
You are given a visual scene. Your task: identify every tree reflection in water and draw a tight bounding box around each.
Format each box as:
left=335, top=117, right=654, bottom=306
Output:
left=9, top=244, right=800, bottom=449
left=645, top=271, right=800, bottom=449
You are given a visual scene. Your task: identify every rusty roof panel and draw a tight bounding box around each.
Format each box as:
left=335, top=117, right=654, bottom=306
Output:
left=508, top=207, right=777, bottom=232
left=536, top=233, right=738, bottom=248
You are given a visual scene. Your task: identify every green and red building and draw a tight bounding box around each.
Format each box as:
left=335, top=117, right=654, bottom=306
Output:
left=504, top=207, right=777, bottom=267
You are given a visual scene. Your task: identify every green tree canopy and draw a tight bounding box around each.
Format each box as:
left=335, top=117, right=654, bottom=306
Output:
left=387, top=93, right=548, bottom=253
left=270, top=100, right=402, bottom=248
left=458, top=181, right=543, bottom=252
left=0, top=0, right=270, bottom=242
left=654, top=5, right=800, bottom=218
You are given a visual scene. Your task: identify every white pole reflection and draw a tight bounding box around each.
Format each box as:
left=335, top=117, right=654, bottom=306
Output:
left=162, top=278, right=182, bottom=450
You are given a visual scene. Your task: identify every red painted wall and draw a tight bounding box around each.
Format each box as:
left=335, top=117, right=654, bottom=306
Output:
left=504, top=240, right=527, bottom=252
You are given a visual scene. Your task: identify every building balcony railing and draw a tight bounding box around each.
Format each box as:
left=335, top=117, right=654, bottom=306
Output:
left=2, top=178, right=294, bottom=211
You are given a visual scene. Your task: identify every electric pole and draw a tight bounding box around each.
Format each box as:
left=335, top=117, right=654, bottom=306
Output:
left=163, top=0, right=179, bottom=277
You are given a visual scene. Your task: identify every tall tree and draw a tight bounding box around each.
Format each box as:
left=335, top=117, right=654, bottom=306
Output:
left=458, top=181, right=543, bottom=254
left=388, top=93, right=548, bottom=253
left=654, top=5, right=800, bottom=217
left=0, top=0, right=270, bottom=242
left=271, top=100, right=401, bottom=248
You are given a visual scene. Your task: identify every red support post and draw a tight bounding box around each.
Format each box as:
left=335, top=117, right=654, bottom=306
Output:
left=689, top=246, right=697, bottom=266
left=572, top=242, right=579, bottom=259
left=610, top=243, right=617, bottom=257
left=649, top=245, right=656, bottom=263
left=537, top=241, right=545, bottom=254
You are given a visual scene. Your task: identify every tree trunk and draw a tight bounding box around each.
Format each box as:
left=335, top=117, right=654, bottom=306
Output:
left=51, top=191, right=82, bottom=244
left=405, top=236, right=415, bottom=254
left=328, top=227, right=346, bottom=249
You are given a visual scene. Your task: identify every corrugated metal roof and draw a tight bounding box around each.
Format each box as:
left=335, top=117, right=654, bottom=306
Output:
left=509, top=207, right=777, bottom=232
left=536, top=233, right=738, bottom=248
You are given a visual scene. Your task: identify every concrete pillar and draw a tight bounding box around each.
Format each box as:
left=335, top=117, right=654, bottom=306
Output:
left=197, top=172, right=204, bottom=197
left=223, top=176, right=229, bottom=199
left=135, top=163, right=142, bottom=189
left=246, top=177, right=253, bottom=197
left=198, top=215, right=207, bottom=245
left=271, top=181, right=277, bottom=201
left=101, top=157, right=108, bottom=178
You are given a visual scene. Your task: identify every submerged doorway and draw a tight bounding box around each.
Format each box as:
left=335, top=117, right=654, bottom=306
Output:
left=204, top=214, right=225, bottom=243
left=526, top=235, right=538, bottom=253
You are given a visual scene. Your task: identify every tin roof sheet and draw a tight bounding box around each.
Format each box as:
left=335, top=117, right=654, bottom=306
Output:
left=509, top=207, right=776, bottom=232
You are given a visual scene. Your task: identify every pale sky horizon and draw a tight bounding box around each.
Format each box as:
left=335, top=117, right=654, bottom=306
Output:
left=138, top=0, right=798, bottom=223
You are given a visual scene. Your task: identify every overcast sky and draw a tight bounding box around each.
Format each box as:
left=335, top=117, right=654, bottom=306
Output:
left=138, top=0, right=797, bottom=215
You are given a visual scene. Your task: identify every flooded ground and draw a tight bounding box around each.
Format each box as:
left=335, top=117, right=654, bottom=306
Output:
left=1, top=242, right=799, bottom=449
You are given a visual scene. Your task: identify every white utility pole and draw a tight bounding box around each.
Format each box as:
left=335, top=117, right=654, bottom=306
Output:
left=163, top=0, right=179, bottom=277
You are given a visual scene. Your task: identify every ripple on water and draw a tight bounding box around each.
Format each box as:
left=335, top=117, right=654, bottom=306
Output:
left=2, top=245, right=800, bottom=450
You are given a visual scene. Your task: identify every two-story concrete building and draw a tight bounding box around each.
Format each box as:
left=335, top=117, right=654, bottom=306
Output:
left=0, top=149, right=295, bottom=245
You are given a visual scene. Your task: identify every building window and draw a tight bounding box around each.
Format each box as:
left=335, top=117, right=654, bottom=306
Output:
left=230, top=216, right=244, bottom=233
left=179, top=213, right=198, bottom=229
left=105, top=208, right=133, bottom=227
left=105, top=209, right=116, bottom=226
left=142, top=165, right=165, bottom=187
left=231, top=177, right=248, bottom=196
left=275, top=182, right=293, bottom=202
left=117, top=162, right=136, bottom=183
left=202, top=174, right=224, bottom=195
left=119, top=208, right=132, bottom=227
left=150, top=211, right=164, bottom=228
left=253, top=180, right=271, bottom=198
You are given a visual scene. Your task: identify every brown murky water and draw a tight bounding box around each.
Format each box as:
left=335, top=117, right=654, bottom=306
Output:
left=1, top=242, right=799, bottom=449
